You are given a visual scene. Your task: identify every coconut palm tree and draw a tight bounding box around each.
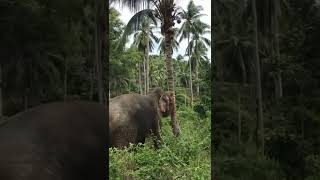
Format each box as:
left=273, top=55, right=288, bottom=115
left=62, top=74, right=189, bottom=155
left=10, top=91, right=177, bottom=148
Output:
left=214, top=0, right=253, bottom=85
left=256, top=0, right=289, bottom=100
left=213, top=0, right=247, bottom=81
left=157, top=27, right=179, bottom=55
left=131, top=17, right=159, bottom=94
left=214, top=0, right=265, bottom=148
left=112, top=0, right=181, bottom=136
left=189, top=39, right=210, bottom=96
left=177, top=0, right=206, bottom=105
left=94, top=0, right=106, bottom=104
left=214, top=0, right=255, bottom=146
left=186, top=20, right=211, bottom=96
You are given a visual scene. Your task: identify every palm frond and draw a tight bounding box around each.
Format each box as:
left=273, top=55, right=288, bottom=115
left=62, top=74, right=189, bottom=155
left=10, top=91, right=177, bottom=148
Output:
left=117, top=9, right=156, bottom=51
left=201, top=37, right=211, bottom=47
left=110, top=0, right=153, bottom=12
left=177, top=22, right=188, bottom=43
left=193, top=13, right=207, bottom=19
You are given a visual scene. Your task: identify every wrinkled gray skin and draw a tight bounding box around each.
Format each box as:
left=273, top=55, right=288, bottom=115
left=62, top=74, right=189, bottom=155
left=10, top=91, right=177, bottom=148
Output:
left=0, top=102, right=107, bottom=180
left=109, top=88, right=179, bottom=149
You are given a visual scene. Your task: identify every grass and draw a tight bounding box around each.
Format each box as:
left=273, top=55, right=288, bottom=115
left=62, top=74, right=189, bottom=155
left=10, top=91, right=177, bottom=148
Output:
left=109, top=107, right=211, bottom=180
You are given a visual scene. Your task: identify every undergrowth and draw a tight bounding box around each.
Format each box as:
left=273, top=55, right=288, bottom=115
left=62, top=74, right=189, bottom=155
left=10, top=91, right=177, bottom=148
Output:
left=109, top=107, right=211, bottom=180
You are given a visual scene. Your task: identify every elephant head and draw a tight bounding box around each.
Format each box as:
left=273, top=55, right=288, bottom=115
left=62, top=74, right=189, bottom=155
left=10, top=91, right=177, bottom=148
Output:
left=158, top=93, right=170, bottom=116
left=151, top=89, right=181, bottom=137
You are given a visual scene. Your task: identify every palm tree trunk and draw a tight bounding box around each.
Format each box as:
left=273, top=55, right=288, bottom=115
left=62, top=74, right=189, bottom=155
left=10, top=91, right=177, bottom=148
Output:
left=248, top=77, right=256, bottom=144
left=252, top=0, right=264, bottom=155
left=164, top=24, right=180, bottom=137
left=274, top=2, right=283, bottom=100
left=100, top=0, right=107, bottom=104
left=109, top=87, right=110, bottom=100
left=138, top=63, right=143, bottom=95
left=185, top=88, right=187, bottom=107
left=239, top=47, right=247, bottom=84
left=146, top=34, right=150, bottom=93
left=143, top=58, right=146, bottom=95
left=196, top=60, right=199, bottom=96
left=188, top=35, right=193, bottom=106
left=274, top=50, right=282, bottom=100
left=95, top=0, right=105, bottom=104
left=275, top=72, right=282, bottom=99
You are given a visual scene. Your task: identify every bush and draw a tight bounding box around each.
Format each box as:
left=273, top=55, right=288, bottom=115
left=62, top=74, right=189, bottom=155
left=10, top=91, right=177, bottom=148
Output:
left=193, top=103, right=207, bottom=119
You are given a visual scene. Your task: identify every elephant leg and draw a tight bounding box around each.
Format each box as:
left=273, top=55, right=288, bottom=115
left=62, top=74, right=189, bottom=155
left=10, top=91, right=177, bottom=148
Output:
left=151, top=133, right=162, bottom=149
left=136, top=135, right=145, bottom=145
left=151, top=117, right=162, bottom=149
left=112, top=124, right=138, bottom=149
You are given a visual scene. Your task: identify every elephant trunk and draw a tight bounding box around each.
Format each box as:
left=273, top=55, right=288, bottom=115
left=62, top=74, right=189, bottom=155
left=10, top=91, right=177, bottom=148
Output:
left=171, top=119, right=180, bottom=137
left=170, top=96, right=181, bottom=137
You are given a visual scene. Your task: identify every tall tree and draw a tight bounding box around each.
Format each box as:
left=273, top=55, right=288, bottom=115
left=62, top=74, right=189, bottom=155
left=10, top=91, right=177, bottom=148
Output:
left=256, top=0, right=287, bottom=100
left=177, top=0, right=206, bottom=105
left=131, top=17, right=159, bottom=94
left=113, top=0, right=181, bottom=136
left=187, top=20, right=210, bottom=96
left=214, top=0, right=253, bottom=84
left=158, top=27, right=179, bottom=55
left=252, top=0, right=264, bottom=155
left=95, top=0, right=106, bottom=104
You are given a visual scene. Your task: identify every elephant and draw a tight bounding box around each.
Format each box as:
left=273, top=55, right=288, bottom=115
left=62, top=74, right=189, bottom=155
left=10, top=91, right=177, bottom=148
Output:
left=0, top=102, right=107, bottom=180
left=109, top=88, right=181, bottom=149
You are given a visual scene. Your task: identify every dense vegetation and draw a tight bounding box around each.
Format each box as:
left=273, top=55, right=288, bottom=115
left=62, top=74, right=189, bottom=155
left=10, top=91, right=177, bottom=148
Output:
left=214, top=0, right=320, bottom=179
left=0, top=0, right=107, bottom=119
left=1, top=0, right=211, bottom=178
left=5, top=0, right=320, bottom=179
left=109, top=0, right=211, bottom=179
left=110, top=107, right=211, bottom=179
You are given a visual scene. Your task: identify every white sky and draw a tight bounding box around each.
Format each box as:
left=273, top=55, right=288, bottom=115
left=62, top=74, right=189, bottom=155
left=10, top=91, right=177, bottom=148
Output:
left=110, top=0, right=211, bottom=61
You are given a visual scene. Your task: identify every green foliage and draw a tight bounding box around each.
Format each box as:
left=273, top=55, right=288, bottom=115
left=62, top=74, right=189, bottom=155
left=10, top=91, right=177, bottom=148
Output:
left=149, top=54, right=167, bottom=88
left=108, top=11, right=212, bottom=180
left=214, top=0, right=320, bottom=178
left=214, top=154, right=285, bottom=180
left=109, top=107, right=211, bottom=179
left=0, top=0, right=102, bottom=115
left=193, top=103, right=207, bottom=119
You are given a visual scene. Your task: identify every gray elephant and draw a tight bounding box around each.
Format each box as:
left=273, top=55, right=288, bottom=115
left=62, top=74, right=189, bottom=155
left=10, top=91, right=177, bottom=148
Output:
left=0, top=102, right=107, bottom=180
left=109, top=88, right=180, bottom=149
